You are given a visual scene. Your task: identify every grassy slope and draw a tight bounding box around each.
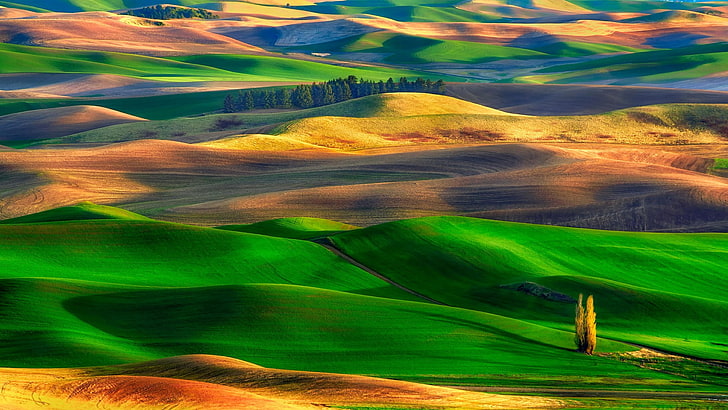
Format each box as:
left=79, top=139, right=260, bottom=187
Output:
left=297, top=32, right=546, bottom=64
left=0, top=201, right=151, bottom=224
left=217, top=217, right=359, bottom=240
left=0, top=43, right=441, bottom=83
left=0, top=43, right=248, bottom=82
left=568, top=0, right=712, bottom=13
left=42, top=93, right=509, bottom=144
left=529, top=41, right=644, bottom=58
left=0, top=89, right=238, bottom=120
left=169, top=54, right=448, bottom=82
left=0, top=218, right=407, bottom=299
left=0, top=1, right=50, bottom=11
left=0, top=207, right=723, bottom=392
left=330, top=216, right=728, bottom=360
left=1, top=277, right=697, bottom=392
left=518, top=43, right=728, bottom=84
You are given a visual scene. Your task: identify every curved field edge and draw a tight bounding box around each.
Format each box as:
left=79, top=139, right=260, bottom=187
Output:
left=0, top=207, right=724, bottom=391
left=0, top=276, right=696, bottom=392
left=329, top=216, right=728, bottom=360
left=37, top=100, right=728, bottom=148
left=0, top=217, right=411, bottom=300
left=0, top=355, right=562, bottom=409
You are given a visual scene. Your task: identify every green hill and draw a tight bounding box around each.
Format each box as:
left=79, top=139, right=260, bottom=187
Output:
left=297, top=32, right=546, bottom=64
left=517, top=42, right=728, bottom=84
left=0, top=43, right=244, bottom=82
left=0, top=201, right=151, bottom=224
left=568, top=0, right=711, bottom=13
left=217, top=217, right=359, bottom=240
left=0, top=206, right=726, bottom=392
left=0, top=43, right=437, bottom=84
left=1, top=276, right=695, bottom=391
left=330, top=216, right=728, bottom=360
left=0, top=217, right=406, bottom=299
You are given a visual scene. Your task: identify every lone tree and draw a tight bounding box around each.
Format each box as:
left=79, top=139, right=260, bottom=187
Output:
left=575, top=294, right=597, bottom=354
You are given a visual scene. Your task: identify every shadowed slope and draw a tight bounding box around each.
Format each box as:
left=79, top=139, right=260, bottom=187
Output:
left=0, top=105, right=146, bottom=141
left=3, top=141, right=728, bottom=231
left=0, top=216, right=409, bottom=300
left=445, top=84, right=728, bottom=115
left=0, top=201, right=150, bottom=223
left=217, top=217, right=359, bottom=239
left=330, top=216, right=728, bottom=359
left=0, top=275, right=672, bottom=390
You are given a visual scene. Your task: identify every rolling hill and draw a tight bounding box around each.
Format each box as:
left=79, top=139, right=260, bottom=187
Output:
left=0, top=105, right=146, bottom=142
left=0, top=206, right=724, bottom=401
left=518, top=42, right=728, bottom=86
left=0, top=355, right=559, bottom=409
left=330, top=216, right=728, bottom=359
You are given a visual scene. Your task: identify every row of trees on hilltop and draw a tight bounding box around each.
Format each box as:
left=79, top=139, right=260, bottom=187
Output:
left=121, top=5, right=218, bottom=20
left=223, top=76, right=446, bottom=113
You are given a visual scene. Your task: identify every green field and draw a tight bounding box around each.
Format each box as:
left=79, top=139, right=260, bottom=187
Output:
left=516, top=43, right=728, bottom=84
left=297, top=32, right=546, bottom=64
left=0, top=90, right=235, bottom=120
left=568, top=0, right=717, bottom=13
left=0, top=204, right=725, bottom=394
left=217, top=217, right=359, bottom=240
left=0, top=43, right=441, bottom=83
left=528, top=41, right=644, bottom=58
left=331, top=216, right=728, bottom=360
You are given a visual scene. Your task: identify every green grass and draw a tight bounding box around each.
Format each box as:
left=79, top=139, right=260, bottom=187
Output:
left=528, top=41, right=644, bottom=58
left=362, top=5, right=500, bottom=23
left=295, top=2, right=490, bottom=22
left=1, top=276, right=702, bottom=391
left=169, top=53, right=445, bottom=81
left=0, top=43, right=247, bottom=82
left=0, top=43, right=441, bottom=83
left=217, top=217, right=359, bottom=240
left=0, top=89, right=242, bottom=120
left=2, top=87, right=413, bottom=127
left=330, top=216, right=728, bottom=361
left=713, top=158, right=728, bottom=169
left=0, top=202, right=151, bottom=224
left=0, top=218, right=407, bottom=300
left=568, top=0, right=713, bottom=13
left=0, top=0, right=50, bottom=11
left=517, top=43, right=728, bottom=84
left=297, top=32, right=546, bottom=64
left=0, top=206, right=726, bottom=393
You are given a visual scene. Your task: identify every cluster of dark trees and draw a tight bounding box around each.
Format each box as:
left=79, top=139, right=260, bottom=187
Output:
left=223, top=76, right=446, bottom=113
left=121, top=5, right=218, bottom=20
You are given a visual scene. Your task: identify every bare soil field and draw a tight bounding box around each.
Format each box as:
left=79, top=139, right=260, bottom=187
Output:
left=0, top=11, right=265, bottom=55
left=446, top=83, right=728, bottom=115
left=0, top=105, right=146, bottom=140
left=0, top=354, right=561, bottom=409
left=1, top=140, right=727, bottom=232
left=0, top=73, right=298, bottom=98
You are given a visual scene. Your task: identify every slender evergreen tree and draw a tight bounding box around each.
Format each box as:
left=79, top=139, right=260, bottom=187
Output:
left=575, top=293, right=597, bottom=355
left=223, top=94, right=235, bottom=113
left=585, top=295, right=597, bottom=355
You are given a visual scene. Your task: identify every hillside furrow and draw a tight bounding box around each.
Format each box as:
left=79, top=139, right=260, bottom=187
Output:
left=315, top=238, right=447, bottom=306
